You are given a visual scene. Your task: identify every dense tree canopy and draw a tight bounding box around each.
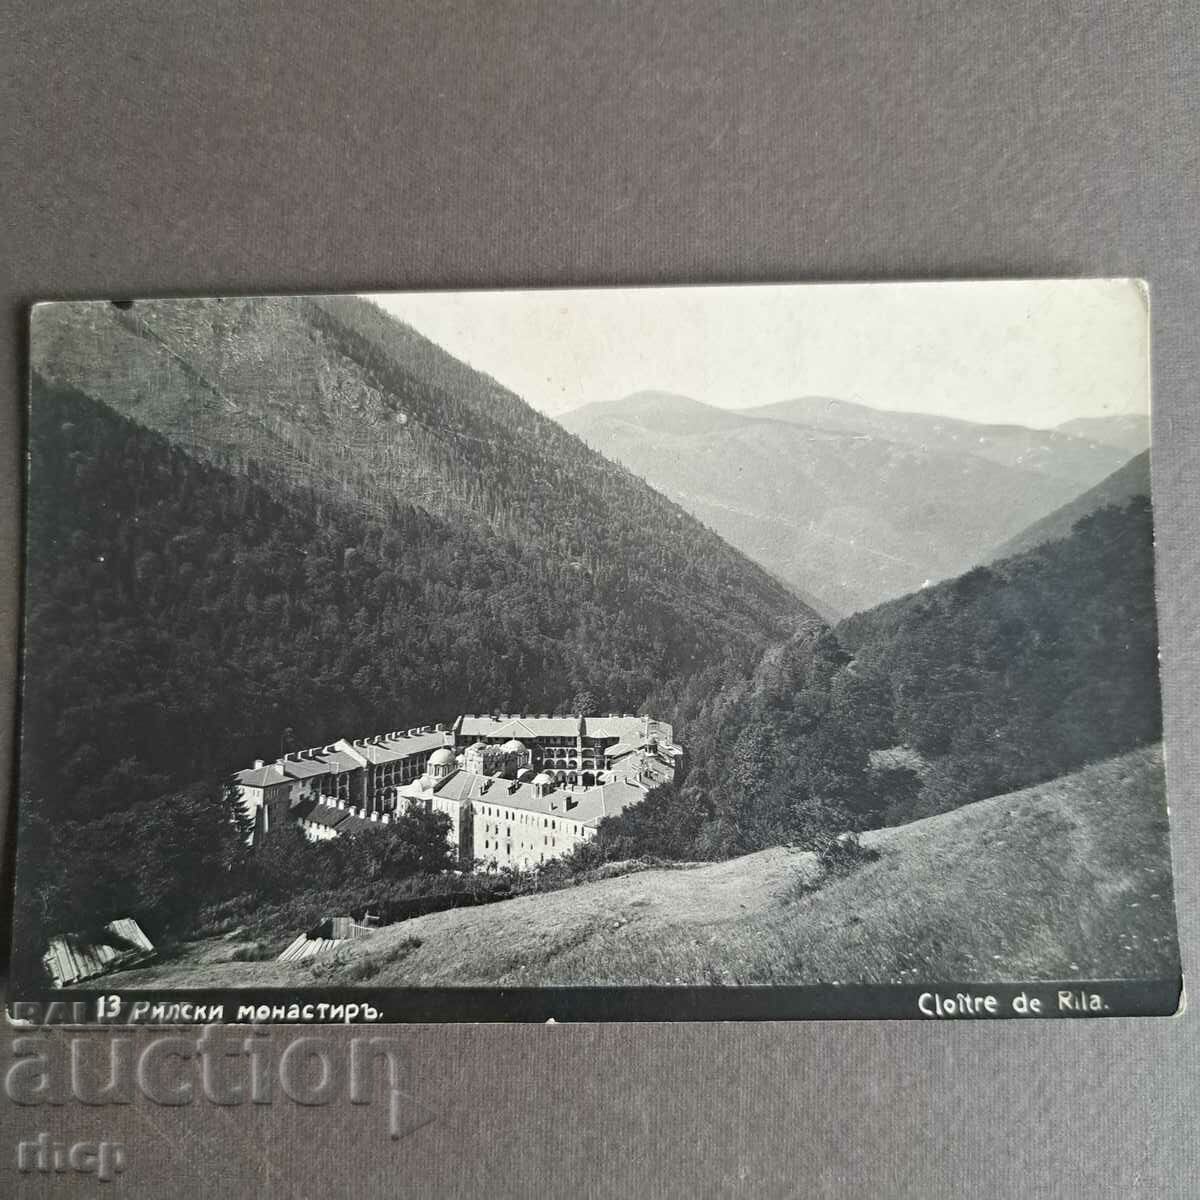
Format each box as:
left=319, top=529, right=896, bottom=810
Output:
left=21, top=376, right=803, bottom=823
left=591, top=497, right=1162, bottom=859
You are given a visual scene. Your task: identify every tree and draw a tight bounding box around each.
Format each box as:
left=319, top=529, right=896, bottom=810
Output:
left=368, top=802, right=456, bottom=878
left=785, top=791, right=852, bottom=854
left=591, top=782, right=708, bottom=861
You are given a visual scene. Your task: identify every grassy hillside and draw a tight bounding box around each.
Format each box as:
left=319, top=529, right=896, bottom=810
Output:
left=105, top=746, right=1177, bottom=988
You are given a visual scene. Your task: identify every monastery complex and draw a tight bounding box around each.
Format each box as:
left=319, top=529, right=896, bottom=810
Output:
left=234, top=713, right=682, bottom=870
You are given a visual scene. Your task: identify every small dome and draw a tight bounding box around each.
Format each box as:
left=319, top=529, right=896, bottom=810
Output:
left=532, top=772, right=554, bottom=786
left=429, top=747, right=455, bottom=767
left=501, top=738, right=526, bottom=752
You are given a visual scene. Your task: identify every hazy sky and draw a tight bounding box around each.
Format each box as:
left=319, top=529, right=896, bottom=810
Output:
left=369, top=279, right=1148, bottom=427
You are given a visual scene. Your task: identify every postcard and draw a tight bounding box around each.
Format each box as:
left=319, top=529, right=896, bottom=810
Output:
left=10, top=280, right=1179, bottom=1022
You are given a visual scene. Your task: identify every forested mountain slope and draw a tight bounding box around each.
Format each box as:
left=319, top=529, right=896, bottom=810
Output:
left=560, top=392, right=1128, bottom=615
left=591, top=496, right=1162, bottom=861
left=834, top=496, right=1161, bottom=818
left=21, top=375, right=811, bottom=824
left=30, top=297, right=814, bottom=630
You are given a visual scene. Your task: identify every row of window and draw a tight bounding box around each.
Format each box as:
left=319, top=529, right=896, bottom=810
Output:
left=479, top=813, right=575, bottom=834
left=482, top=838, right=559, bottom=854
left=465, top=734, right=630, bottom=748
left=482, top=804, right=522, bottom=820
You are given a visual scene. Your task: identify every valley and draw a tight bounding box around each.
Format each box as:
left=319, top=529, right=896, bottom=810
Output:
left=560, top=391, right=1145, bottom=615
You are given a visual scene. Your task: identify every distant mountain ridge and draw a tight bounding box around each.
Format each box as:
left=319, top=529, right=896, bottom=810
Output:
left=586, top=390, right=754, bottom=435
left=559, top=391, right=1132, bottom=615
left=744, top=395, right=1133, bottom=482
left=989, top=449, right=1151, bottom=561
left=1056, top=414, right=1150, bottom=455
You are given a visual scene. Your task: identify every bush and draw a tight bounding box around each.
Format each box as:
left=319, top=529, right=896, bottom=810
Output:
left=817, top=832, right=880, bottom=877
left=229, top=941, right=273, bottom=962
left=788, top=831, right=880, bottom=903
left=327, top=935, right=424, bottom=983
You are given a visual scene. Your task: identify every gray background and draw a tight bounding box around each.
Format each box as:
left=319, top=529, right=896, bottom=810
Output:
left=2, top=2, right=1197, bottom=1196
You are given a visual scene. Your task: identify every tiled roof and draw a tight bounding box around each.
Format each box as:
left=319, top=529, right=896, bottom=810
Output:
left=235, top=763, right=288, bottom=787
left=354, top=742, right=413, bottom=765
left=294, top=800, right=349, bottom=829
left=446, top=769, right=648, bottom=826
left=582, top=715, right=647, bottom=740
left=636, top=756, right=675, bottom=787
left=292, top=799, right=390, bottom=836
left=604, top=741, right=637, bottom=760
left=378, top=730, right=451, bottom=756
left=282, top=758, right=331, bottom=780
left=582, top=778, right=650, bottom=824
left=320, top=748, right=368, bottom=773
left=240, top=719, right=672, bottom=809
left=459, top=716, right=582, bottom=739
left=337, top=814, right=378, bottom=835
left=431, top=770, right=498, bottom=804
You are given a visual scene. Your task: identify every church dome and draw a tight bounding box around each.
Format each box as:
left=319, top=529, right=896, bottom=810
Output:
left=429, top=747, right=455, bottom=767
left=501, top=739, right=526, bottom=752
left=531, top=772, right=554, bottom=787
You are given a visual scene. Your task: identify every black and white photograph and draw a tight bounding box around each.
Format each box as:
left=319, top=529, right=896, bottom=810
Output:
left=10, top=280, right=1180, bottom=1019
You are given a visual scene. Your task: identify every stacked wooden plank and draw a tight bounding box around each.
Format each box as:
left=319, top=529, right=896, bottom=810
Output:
left=43, top=917, right=156, bottom=986
left=277, top=934, right=349, bottom=963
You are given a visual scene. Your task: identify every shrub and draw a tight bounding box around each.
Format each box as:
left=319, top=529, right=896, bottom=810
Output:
left=788, top=831, right=880, bottom=903
left=229, top=941, right=273, bottom=962
left=331, top=935, right=424, bottom=983
left=817, top=832, right=880, bottom=877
